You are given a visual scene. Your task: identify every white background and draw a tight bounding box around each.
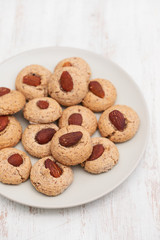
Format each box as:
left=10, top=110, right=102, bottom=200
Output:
left=0, top=0, right=159, bottom=239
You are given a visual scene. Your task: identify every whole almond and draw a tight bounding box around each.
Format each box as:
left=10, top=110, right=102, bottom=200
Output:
left=60, top=71, right=73, bottom=92
left=45, top=158, right=62, bottom=178
left=87, top=144, right=104, bottom=161
left=0, top=116, right=9, bottom=132
left=109, top=110, right=126, bottom=131
left=23, top=73, right=41, bottom=86
left=0, top=87, right=10, bottom=97
left=8, top=154, right=23, bottom=167
left=35, top=128, right=56, bottom=144
left=68, top=113, right=83, bottom=126
left=89, top=81, right=105, bottom=98
left=62, top=62, right=72, bottom=67
left=59, top=131, right=83, bottom=147
left=37, top=100, right=49, bottom=109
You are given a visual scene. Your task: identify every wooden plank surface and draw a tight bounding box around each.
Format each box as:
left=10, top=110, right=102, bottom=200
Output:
left=0, top=0, right=160, bottom=239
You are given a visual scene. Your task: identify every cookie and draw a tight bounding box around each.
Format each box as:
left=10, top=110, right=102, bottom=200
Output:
left=98, top=105, right=140, bottom=142
left=81, top=137, right=119, bottom=174
left=22, top=123, right=59, bottom=158
left=0, top=87, right=25, bottom=115
left=30, top=156, right=73, bottom=196
left=15, top=64, right=52, bottom=100
left=0, top=116, right=22, bottom=149
left=51, top=125, right=92, bottom=166
left=0, top=148, right=32, bottom=184
left=59, top=105, right=97, bottom=136
left=48, top=67, right=88, bottom=106
left=23, top=97, right=62, bottom=124
left=54, top=57, right=91, bottom=82
left=82, top=78, right=117, bottom=112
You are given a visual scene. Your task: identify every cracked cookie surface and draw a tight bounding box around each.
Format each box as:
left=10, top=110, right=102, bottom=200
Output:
left=15, top=64, right=52, bottom=100
left=59, top=105, right=97, bottom=135
left=22, top=123, right=59, bottom=158
left=51, top=125, right=93, bottom=166
left=48, top=67, right=88, bottom=106
left=82, top=78, right=117, bottom=112
left=0, top=148, right=32, bottom=184
left=30, top=156, right=73, bottom=196
left=54, top=57, right=91, bottom=82
left=0, top=116, right=22, bottom=149
left=0, top=88, right=25, bottom=115
left=81, top=137, right=119, bottom=174
left=98, top=105, right=140, bottom=142
left=23, top=97, right=62, bottom=123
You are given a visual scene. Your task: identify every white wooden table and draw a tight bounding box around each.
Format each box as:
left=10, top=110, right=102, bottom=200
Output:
left=0, top=0, right=159, bottom=239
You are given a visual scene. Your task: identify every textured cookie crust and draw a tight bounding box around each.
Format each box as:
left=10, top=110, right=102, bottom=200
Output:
left=82, top=78, right=117, bottom=112
left=0, top=90, right=25, bottom=115
left=59, top=105, right=97, bottom=135
left=51, top=125, right=93, bottom=166
left=0, top=148, right=32, bottom=184
left=54, top=57, right=91, bottom=82
left=23, top=97, right=62, bottom=123
left=30, top=156, right=73, bottom=196
left=15, top=64, right=52, bottom=100
left=48, top=67, right=88, bottom=106
left=81, top=137, right=119, bottom=174
left=0, top=116, right=22, bottom=149
left=22, top=123, right=59, bottom=158
left=98, top=105, right=140, bottom=142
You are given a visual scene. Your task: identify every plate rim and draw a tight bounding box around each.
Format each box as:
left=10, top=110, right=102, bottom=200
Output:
left=0, top=46, right=150, bottom=209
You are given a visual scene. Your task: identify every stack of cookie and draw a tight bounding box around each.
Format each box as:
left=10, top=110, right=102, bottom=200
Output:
left=0, top=87, right=31, bottom=184
left=0, top=57, right=140, bottom=197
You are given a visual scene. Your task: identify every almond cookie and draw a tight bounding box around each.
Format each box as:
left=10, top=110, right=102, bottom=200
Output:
left=0, top=148, right=32, bottom=184
left=48, top=67, right=88, bottom=106
left=23, top=97, right=62, bottom=124
left=98, top=105, right=140, bottom=142
left=0, top=116, right=22, bottom=149
left=54, top=57, right=91, bottom=82
left=0, top=87, right=25, bottom=115
left=51, top=125, right=92, bottom=166
left=15, top=64, right=52, bottom=100
left=22, top=123, right=59, bottom=158
left=30, top=156, right=73, bottom=196
left=82, top=78, right=117, bottom=112
left=81, top=137, right=119, bottom=174
left=59, top=105, right=97, bottom=136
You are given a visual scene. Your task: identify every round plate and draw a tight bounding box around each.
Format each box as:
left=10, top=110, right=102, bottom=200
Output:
left=0, top=47, right=149, bottom=209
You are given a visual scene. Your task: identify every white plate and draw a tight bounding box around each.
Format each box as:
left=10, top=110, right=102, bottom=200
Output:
left=0, top=47, right=149, bottom=209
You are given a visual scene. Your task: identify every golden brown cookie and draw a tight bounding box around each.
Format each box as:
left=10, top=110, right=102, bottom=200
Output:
left=54, top=57, right=91, bottom=82
left=0, top=148, right=32, bottom=184
left=15, top=64, right=52, bottom=100
left=48, top=67, right=88, bottom=106
left=0, top=87, right=25, bottom=115
left=98, top=105, right=140, bottom=142
left=81, top=137, right=119, bottom=174
left=59, top=105, right=97, bottom=135
left=51, top=125, right=92, bottom=166
left=22, top=123, right=59, bottom=158
left=30, top=156, right=73, bottom=196
left=23, top=97, right=62, bottom=123
left=82, top=78, right=117, bottom=112
left=0, top=116, right=22, bottom=149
